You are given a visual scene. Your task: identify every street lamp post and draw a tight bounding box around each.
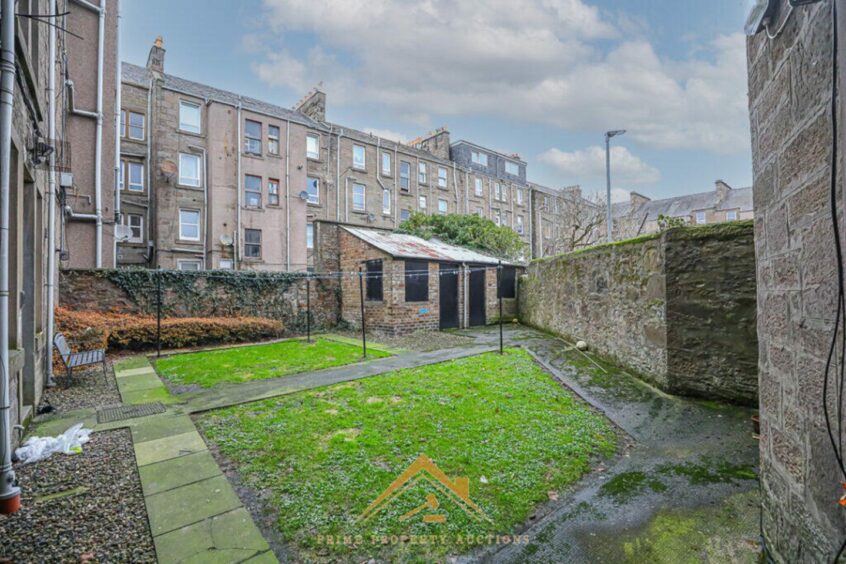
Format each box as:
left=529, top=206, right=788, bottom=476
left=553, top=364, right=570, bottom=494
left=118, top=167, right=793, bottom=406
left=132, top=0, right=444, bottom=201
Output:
left=605, top=129, right=626, bottom=242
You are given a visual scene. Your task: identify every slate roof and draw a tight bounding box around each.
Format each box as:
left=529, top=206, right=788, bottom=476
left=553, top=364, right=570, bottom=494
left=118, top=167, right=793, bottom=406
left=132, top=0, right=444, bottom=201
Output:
left=612, top=186, right=753, bottom=221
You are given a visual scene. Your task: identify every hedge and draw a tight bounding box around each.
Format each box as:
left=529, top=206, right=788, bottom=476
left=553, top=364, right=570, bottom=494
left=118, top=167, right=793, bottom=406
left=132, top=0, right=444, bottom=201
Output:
left=55, top=307, right=285, bottom=352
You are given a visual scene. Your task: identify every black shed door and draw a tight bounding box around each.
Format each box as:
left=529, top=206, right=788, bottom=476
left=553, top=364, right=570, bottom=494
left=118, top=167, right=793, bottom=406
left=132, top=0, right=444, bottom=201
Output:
left=439, top=263, right=459, bottom=329
left=469, top=264, right=486, bottom=327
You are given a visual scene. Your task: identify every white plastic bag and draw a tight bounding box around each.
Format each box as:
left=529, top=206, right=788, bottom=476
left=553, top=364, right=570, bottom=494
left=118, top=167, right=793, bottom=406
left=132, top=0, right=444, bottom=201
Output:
left=15, top=423, right=92, bottom=464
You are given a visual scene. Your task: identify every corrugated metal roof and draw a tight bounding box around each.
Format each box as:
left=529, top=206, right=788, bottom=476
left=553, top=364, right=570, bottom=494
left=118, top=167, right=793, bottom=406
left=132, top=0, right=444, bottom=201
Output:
left=342, top=226, right=517, bottom=265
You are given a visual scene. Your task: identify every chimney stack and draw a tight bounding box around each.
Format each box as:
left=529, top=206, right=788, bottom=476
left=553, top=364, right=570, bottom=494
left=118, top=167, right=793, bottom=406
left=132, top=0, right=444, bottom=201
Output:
left=715, top=179, right=732, bottom=202
left=294, top=86, right=327, bottom=123
left=408, top=127, right=451, bottom=159
left=629, top=191, right=651, bottom=209
left=147, top=36, right=166, bottom=74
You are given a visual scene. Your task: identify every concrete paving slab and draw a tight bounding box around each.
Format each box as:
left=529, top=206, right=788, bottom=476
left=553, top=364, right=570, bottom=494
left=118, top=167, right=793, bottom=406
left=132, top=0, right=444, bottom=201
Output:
left=113, top=356, right=152, bottom=371
left=138, top=451, right=222, bottom=496
left=116, top=372, right=162, bottom=392
left=122, top=386, right=173, bottom=405
left=145, top=475, right=243, bottom=536
left=134, top=430, right=207, bottom=466
left=152, top=508, right=273, bottom=564
left=115, top=366, right=157, bottom=378
left=242, top=551, right=278, bottom=563
left=130, top=414, right=196, bottom=443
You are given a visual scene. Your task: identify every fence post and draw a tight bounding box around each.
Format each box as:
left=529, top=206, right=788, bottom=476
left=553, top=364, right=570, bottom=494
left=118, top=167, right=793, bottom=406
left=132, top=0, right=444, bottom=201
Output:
left=497, top=261, right=503, bottom=355
left=359, top=267, right=367, bottom=358
left=306, top=274, right=311, bottom=343
left=156, top=268, right=162, bottom=358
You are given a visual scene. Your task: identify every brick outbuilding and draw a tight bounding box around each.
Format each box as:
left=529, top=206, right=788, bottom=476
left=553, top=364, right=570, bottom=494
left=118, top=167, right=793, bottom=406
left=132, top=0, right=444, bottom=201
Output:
left=314, top=221, right=521, bottom=335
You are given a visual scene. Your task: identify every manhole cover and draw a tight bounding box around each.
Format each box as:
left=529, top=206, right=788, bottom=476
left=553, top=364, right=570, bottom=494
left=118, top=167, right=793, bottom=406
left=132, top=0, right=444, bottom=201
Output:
left=97, top=402, right=166, bottom=424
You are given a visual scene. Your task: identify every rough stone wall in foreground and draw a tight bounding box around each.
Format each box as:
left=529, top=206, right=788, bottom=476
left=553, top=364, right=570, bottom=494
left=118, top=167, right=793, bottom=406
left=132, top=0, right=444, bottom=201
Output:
left=519, top=222, right=757, bottom=404
left=747, top=1, right=846, bottom=560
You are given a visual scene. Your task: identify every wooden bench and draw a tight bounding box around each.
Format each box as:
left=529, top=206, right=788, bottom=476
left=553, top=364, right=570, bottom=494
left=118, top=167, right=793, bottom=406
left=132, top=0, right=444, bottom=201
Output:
left=54, top=333, right=106, bottom=385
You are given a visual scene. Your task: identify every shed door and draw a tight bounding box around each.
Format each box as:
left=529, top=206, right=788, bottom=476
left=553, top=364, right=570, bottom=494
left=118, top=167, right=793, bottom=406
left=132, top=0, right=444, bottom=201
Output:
left=439, top=263, right=459, bottom=329
left=469, top=264, right=486, bottom=327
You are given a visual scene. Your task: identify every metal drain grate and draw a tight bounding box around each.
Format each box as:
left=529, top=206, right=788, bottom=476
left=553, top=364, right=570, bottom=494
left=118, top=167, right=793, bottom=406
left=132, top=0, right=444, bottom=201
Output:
left=97, top=402, right=166, bottom=424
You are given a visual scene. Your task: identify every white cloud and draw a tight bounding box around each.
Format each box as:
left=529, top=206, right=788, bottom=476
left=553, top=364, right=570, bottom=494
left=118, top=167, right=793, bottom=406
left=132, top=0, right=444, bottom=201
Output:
left=538, top=146, right=661, bottom=185
left=251, top=0, right=749, bottom=154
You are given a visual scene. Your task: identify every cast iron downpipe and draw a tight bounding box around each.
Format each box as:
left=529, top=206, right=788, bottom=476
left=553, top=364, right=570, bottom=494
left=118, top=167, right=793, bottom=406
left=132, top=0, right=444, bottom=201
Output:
left=0, top=0, right=21, bottom=514
left=46, top=0, right=58, bottom=386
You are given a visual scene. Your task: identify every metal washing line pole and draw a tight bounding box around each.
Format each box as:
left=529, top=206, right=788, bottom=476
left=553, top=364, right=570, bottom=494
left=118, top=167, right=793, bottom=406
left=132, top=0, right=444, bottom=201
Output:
left=605, top=129, right=626, bottom=243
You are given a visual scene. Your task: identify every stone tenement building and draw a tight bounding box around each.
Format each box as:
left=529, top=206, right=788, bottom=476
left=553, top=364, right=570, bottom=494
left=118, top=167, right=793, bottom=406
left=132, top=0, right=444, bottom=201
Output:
left=611, top=180, right=754, bottom=240
left=747, top=0, right=846, bottom=561
left=111, top=38, right=569, bottom=272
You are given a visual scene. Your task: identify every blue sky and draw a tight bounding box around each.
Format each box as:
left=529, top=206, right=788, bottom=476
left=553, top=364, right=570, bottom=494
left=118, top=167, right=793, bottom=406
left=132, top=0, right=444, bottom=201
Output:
left=122, top=0, right=751, bottom=202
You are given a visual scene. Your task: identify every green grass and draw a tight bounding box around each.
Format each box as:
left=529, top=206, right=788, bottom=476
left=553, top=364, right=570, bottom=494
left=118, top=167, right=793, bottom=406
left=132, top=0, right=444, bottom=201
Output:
left=154, top=338, right=391, bottom=388
left=196, top=349, right=617, bottom=561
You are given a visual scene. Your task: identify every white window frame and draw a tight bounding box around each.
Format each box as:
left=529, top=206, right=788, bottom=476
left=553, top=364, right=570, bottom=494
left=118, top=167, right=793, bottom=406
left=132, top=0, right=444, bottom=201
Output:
left=695, top=211, right=706, bottom=224
left=474, top=177, right=483, bottom=197
left=476, top=207, right=484, bottom=217
left=268, top=125, right=280, bottom=156
left=494, top=209, right=501, bottom=226
left=382, top=189, right=391, bottom=215
left=438, top=167, right=447, bottom=188
left=438, top=199, right=447, bottom=215
left=400, top=209, right=411, bottom=221
left=122, top=213, right=144, bottom=243
left=399, top=161, right=411, bottom=190
left=352, top=183, right=366, bottom=211
left=268, top=178, right=280, bottom=206
left=244, top=119, right=262, bottom=155
left=516, top=215, right=524, bottom=234
left=419, top=195, right=427, bottom=210
left=179, top=209, right=201, bottom=241
left=178, top=153, right=201, bottom=187
left=179, top=100, right=201, bottom=134
left=353, top=144, right=366, bottom=170
left=494, top=182, right=501, bottom=201
left=307, top=134, right=320, bottom=160
left=127, top=161, right=144, bottom=192
left=244, top=228, right=262, bottom=259
left=244, top=174, right=262, bottom=208
left=471, top=150, right=488, bottom=167
left=517, top=188, right=523, bottom=205
left=307, top=177, right=320, bottom=205
left=505, top=160, right=519, bottom=175
left=382, top=152, right=392, bottom=176
left=726, top=210, right=738, bottom=220
left=418, top=162, right=427, bottom=184
left=177, top=259, right=203, bottom=271
left=218, top=259, right=234, bottom=270
left=306, top=222, right=314, bottom=249
left=124, top=110, right=145, bottom=140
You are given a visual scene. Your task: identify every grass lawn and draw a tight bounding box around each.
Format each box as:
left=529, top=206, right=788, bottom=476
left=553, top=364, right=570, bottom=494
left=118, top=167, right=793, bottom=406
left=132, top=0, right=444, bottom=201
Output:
left=197, top=349, right=617, bottom=561
left=155, top=337, right=391, bottom=388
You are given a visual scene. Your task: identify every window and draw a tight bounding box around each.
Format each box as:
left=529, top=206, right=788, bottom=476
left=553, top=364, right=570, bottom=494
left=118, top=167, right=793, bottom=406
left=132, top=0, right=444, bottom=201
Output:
left=244, top=229, right=261, bottom=258
left=179, top=209, right=200, bottom=241
left=498, top=266, right=517, bottom=298
left=245, top=175, right=262, bottom=207
left=419, top=195, right=427, bottom=210
left=476, top=207, right=484, bottom=217
left=474, top=177, right=483, bottom=197
left=726, top=210, right=738, bottom=220
left=399, top=161, right=411, bottom=190
left=382, top=189, right=391, bottom=214
left=494, top=182, right=501, bottom=201
left=177, top=259, right=202, bottom=271
left=307, top=134, right=319, bottom=160
left=516, top=215, right=524, bottom=234
left=471, top=151, right=488, bottom=167
left=352, top=183, right=366, bottom=211
left=404, top=260, right=429, bottom=302
left=179, top=100, right=201, bottom=133
left=126, top=161, right=144, bottom=192
left=244, top=119, right=262, bottom=154
left=438, top=199, right=447, bottom=215
left=179, top=153, right=201, bottom=186
left=517, top=188, right=523, bottom=205
left=544, top=196, right=549, bottom=209
left=695, top=211, right=706, bottom=224
left=502, top=185, right=508, bottom=202
left=307, top=177, right=320, bottom=204
left=306, top=222, right=314, bottom=249
left=505, top=160, right=519, bottom=175
left=219, top=259, right=233, bottom=270
left=122, top=213, right=143, bottom=243
left=418, top=162, right=427, bottom=184
left=438, top=167, right=447, bottom=188
left=268, top=125, right=280, bottom=155
left=268, top=179, right=279, bottom=206
left=121, top=110, right=145, bottom=140
left=353, top=144, right=366, bottom=170
left=400, top=209, right=411, bottom=221
left=382, top=152, right=392, bottom=176
left=366, top=259, right=383, bottom=301
left=494, top=209, right=501, bottom=226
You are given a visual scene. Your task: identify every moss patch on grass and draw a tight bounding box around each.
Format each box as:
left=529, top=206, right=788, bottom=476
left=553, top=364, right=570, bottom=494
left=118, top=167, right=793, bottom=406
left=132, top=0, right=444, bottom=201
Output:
left=154, top=337, right=391, bottom=388
left=196, top=349, right=617, bottom=561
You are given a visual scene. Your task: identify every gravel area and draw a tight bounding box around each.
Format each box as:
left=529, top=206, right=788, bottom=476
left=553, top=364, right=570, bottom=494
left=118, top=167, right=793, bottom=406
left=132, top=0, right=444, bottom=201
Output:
left=38, top=361, right=121, bottom=414
left=0, top=428, right=156, bottom=562
left=333, top=328, right=476, bottom=352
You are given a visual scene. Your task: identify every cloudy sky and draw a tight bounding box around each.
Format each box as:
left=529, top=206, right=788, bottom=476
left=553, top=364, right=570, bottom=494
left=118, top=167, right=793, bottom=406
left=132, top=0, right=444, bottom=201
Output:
left=122, top=0, right=751, bottom=202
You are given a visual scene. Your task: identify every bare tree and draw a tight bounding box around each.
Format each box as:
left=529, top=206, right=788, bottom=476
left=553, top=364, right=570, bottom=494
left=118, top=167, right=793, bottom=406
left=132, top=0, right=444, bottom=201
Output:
left=551, top=192, right=606, bottom=253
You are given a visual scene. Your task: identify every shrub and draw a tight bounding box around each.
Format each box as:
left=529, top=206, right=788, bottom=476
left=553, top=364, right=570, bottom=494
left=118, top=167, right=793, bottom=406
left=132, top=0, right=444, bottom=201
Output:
left=55, top=307, right=285, bottom=352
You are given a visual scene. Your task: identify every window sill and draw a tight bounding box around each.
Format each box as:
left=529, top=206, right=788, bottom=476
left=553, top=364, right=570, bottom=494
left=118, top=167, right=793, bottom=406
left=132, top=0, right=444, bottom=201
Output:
left=178, top=129, right=204, bottom=138
left=352, top=166, right=367, bottom=173
left=176, top=184, right=204, bottom=191
left=307, top=202, right=321, bottom=207
left=177, top=238, right=202, bottom=244
left=351, top=209, right=368, bottom=215
left=242, top=206, right=265, bottom=212
left=307, top=156, right=321, bottom=162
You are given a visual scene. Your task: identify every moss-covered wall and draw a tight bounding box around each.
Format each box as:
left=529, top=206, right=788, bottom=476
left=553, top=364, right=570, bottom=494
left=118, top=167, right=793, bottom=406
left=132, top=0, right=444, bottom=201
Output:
left=519, top=221, right=757, bottom=405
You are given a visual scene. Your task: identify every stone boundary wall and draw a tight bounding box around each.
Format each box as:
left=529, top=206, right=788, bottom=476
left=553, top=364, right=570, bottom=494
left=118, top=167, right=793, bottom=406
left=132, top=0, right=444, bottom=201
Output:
left=519, top=221, right=757, bottom=405
left=59, top=269, right=340, bottom=332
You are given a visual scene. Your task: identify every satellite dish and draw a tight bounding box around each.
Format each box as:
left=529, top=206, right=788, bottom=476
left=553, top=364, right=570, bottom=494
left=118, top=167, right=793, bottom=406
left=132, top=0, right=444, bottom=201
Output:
left=298, top=190, right=309, bottom=201
left=114, top=224, right=133, bottom=242
left=160, top=160, right=178, bottom=180
left=367, top=213, right=376, bottom=222
left=219, top=234, right=234, bottom=246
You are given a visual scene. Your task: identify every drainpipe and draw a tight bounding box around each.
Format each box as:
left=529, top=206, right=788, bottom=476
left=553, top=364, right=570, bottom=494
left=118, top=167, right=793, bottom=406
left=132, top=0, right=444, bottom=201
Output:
left=393, top=144, right=398, bottom=223
left=285, top=119, right=290, bottom=271
left=188, top=145, right=207, bottom=268
left=46, top=0, right=58, bottom=387
left=0, top=0, right=21, bottom=514
left=335, top=128, right=343, bottom=222
left=146, top=76, right=152, bottom=264
left=235, top=98, right=242, bottom=269
left=112, top=0, right=121, bottom=267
